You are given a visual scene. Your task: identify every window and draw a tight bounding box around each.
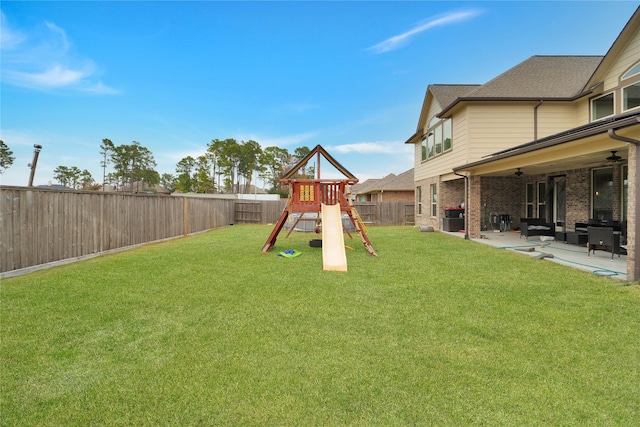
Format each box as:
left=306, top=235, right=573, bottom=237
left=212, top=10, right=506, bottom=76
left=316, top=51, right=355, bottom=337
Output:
left=434, top=125, right=442, bottom=155
left=424, top=118, right=452, bottom=160
left=537, top=182, right=546, bottom=220
left=427, top=132, right=435, bottom=159
left=623, top=62, right=640, bottom=80
left=525, top=183, right=534, bottom=217
left=592, top=167, right=613, bottom=221
left=417, top=186, right=422, bottom=215
left=430, top=184, right=437, bottom=217
left=421, top=136, right=427, bottom=161
left=591, top=93, right=614, bottom=121
left=623, top=82, right=640, bottom=111
left=443, top=119, right=452, bottom=151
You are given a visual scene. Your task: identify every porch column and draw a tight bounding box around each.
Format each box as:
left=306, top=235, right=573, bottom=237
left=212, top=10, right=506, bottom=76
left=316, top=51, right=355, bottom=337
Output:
left=468, top=175, right=482, bottom=238
left=629, top=145, right=639, bottom=282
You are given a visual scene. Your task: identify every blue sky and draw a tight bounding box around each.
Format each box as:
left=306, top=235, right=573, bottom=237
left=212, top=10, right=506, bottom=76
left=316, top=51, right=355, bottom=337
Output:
left=1, top=1, right=638, bottom=187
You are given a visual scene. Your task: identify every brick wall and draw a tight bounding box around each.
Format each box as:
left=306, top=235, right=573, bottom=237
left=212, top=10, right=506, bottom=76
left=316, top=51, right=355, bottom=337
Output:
left=479, top=176, right=523, bottom=230
left=565, top=169, right=591, bottom=230
left=628, top=145, right=637, bottom=281
left=414, top=177, right=439, bottom=229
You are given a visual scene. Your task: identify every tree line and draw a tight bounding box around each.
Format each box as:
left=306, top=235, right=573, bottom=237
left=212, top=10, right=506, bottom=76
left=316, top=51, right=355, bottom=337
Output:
left=0, top=139, right=314, bottom=195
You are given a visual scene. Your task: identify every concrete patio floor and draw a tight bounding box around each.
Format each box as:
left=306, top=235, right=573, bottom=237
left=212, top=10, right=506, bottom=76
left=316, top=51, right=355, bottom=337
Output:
left=441, top=229, right=628, bottom=282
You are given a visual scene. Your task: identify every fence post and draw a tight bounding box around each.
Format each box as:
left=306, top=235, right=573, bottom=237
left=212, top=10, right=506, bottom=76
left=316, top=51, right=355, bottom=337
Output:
left=183, top=197, right=189, bottom=236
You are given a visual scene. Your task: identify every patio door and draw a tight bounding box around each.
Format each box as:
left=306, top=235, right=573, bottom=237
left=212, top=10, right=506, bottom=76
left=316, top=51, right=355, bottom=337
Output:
left=553, top=177, right=566, bottom=231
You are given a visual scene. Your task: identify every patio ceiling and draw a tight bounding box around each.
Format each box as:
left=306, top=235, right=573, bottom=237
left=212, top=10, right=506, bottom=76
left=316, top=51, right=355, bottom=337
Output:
left=458, top=134, right=629, bottom=177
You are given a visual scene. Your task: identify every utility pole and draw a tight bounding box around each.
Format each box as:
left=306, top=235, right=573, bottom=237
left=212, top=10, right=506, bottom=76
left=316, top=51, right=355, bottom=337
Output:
left=27, top=144, right=43, bottom=187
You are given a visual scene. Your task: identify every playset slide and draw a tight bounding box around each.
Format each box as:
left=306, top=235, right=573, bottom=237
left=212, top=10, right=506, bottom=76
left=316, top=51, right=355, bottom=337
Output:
left=321, top=203, right=348, bottom=272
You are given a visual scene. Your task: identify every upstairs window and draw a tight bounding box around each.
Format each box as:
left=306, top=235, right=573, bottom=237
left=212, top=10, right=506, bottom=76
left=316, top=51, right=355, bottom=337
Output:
left=591, top=92, right=614, bottom=121
left=622, top=62, right=640, bottom=80
left=443, top=119, right=452, bottom=151
left=423, top=117, right=452, bottom=161
left=623, top=82, right=640, bottom=111
left=427, top=132, right=435, bottom=159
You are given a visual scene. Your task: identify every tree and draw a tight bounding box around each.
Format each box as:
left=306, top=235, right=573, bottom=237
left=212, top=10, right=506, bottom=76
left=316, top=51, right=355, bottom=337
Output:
left=218, top=139, right=242, bottom=193
left=53, top=165, right=94, bottom=189
left=261, top=146, right=290, bottom=193
left=174, top=156, right=196, bottom=193
left=79, top=169, right=95, bottom=189
left=160, top=173, right=177, bottom=192
left=193, top=155, right=215, bottom=193
left=237, top=140, right=262, bottom=193
left=108, top=141, right=157, bottom=191
left=53, top=166, right=73, bottom=187
left=0, top=140, right=15, bottom=174
left=100, top=139, right=114, bottom=190
left=207, top=139, right=226, bottom=192
left=291, top=146, right=314, bottom=178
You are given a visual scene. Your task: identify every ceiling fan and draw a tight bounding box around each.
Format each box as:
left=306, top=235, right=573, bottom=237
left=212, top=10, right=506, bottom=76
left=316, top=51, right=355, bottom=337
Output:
left=514, top=168, right=523, bottom=176
left=606, top=151, right=622, bottom=163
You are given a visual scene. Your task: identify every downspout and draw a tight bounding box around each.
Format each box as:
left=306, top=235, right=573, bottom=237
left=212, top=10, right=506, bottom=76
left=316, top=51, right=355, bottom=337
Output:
left=608, top=128, right=640, bottom=282
left=533, top=100, right=543, bottom=141
left=453, top=171, right=470, bottom=240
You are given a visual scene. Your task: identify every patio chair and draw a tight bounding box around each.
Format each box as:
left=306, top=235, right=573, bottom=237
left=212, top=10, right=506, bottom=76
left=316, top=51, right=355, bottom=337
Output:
left=587, top=227, right=621, bottom=261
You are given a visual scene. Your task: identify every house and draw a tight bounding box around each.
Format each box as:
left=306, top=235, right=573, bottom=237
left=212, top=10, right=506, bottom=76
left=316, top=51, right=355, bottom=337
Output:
left=405, top=7, right=640, bottom=281
left=352, top=168, right=414, bottom=202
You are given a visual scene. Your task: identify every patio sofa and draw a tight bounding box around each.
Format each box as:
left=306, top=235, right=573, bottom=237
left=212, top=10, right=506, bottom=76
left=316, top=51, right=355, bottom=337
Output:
left=519, top=218, right=555, bottom=239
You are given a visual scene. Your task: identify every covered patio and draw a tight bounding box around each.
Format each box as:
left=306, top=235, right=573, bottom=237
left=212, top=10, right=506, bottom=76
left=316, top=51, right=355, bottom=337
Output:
left=443, top=229, right=628, bottom=281
left=451, top=113, right=639, bottom=282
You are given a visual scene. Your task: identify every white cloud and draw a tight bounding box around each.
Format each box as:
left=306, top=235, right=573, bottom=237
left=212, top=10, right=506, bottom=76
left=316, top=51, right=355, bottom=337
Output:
left=0, top=12, right=119, bottom=94
left=366, top=9, right=481, bottom=54
left=0, top=12, right=25, bottom=49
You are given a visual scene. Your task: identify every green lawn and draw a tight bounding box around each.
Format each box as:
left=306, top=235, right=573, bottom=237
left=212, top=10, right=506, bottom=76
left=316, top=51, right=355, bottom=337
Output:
left=1, top=225, right=639, bottom=426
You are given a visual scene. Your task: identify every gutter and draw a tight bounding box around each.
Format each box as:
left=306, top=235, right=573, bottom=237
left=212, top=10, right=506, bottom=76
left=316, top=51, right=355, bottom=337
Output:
left=533, top=100, right=543, bottom=141
left=608, top=128, right=640, bottom=146
left=438, top=90, right=596, bottom=118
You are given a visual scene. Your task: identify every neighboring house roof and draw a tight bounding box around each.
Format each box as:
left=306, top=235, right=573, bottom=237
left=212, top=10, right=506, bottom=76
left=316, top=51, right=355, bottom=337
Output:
left=436, top=56, right=603, bottom=117
left=351, top=178, right=381, bottom=195
left=37, top=184, right=73, bottom=190
left=352, top=169, right=414, bottom=195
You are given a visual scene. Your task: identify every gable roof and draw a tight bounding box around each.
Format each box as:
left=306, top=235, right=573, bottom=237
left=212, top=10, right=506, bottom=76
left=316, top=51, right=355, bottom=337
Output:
left=280, top=144, right=357, bottom=181
left=584, top=6, right=640, bottom=90
left=352, top=169, right=414, bottom=195
left=429, top=84, right=480, bottom=109
left=438, top=55, right=603, bottom=116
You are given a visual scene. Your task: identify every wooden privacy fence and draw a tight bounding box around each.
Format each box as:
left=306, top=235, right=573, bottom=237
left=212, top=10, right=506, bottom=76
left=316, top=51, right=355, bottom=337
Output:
left=0, top=187, right=414, bottom=275
left=353, top=202, right=415, bottom=226
left=0, top=187, right=286, bottom=274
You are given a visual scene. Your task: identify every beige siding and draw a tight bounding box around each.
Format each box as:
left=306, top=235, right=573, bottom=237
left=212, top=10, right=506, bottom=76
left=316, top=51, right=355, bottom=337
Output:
left=536, top=102, right=580, bottom=137
left=414, top=108, right=469, bottom=181
left=604, top=28, right=640, bottom=91
left=575, top=98, right=590, bottom=125
left=421, top=96, right=442, bottom=131
left=466, top=103, right=535, bottom=161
